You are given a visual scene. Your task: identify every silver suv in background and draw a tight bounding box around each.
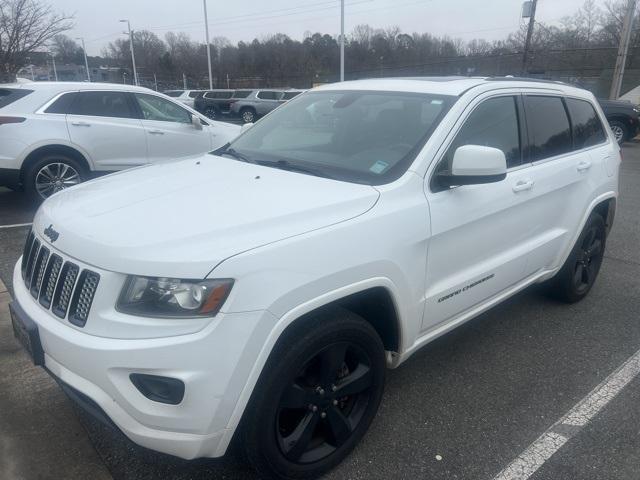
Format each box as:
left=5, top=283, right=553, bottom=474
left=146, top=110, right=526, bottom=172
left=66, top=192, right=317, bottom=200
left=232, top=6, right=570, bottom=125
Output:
left=163, top=90, right=205, bottom=108
left=230, top=89, right=305, bottom=123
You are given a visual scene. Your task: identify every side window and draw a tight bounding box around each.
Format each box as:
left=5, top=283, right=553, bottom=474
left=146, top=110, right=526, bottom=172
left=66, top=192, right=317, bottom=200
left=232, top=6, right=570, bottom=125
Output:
left=257, top=91, right=279, bottom=100
left=67, top=91, right=135, bottom=118
left=441, top=96, right=522, bottom=171
left=188, top=91, right=200, bottom=98
left=44, top=92, right=78, bottom=114
left=525, top=96, right=572, bottom=161
left=565, top=98, right=606, bottom=149
left=135, top=93, right=192, bottom=124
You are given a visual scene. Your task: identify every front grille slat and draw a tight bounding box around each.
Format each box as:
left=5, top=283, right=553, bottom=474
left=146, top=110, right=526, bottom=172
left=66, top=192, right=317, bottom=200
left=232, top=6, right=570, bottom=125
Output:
left=51, top=262, right=79, bottom=319
left=39, top=254, right=63, bottom=309
left=22, top=233, right=99, bottom=327
left=21, top=231, right=35, bottom=279
left=24, top=239, right=41, bottom=286
left=30, top=247, right=50, bottom=299
left=68, top=271, right=100, bottom=327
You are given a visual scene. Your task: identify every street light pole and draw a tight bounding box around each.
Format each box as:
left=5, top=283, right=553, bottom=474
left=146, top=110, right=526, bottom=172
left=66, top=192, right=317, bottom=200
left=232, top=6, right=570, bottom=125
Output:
left=340, top=0, right=345, bottom=82
left=120, top=20, right=139, bottom=86
left=203, top=0, right=213, bottom=90
left=76, top=37, right=91, bottom=81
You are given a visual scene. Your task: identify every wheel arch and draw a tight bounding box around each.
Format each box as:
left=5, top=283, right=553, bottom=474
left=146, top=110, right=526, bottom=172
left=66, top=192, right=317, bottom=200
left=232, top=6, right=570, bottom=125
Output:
left=216, top=278, right=404, bottom=457
left=20, top=144, right=92, bottom=184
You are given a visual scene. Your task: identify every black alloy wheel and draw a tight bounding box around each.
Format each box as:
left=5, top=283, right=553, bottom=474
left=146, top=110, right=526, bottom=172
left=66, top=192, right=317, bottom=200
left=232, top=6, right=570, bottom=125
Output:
left=546, top=212, right=607, bottom=303
left=242, top=307, right=385, bottom=479
left=572, top=222, right=605, bottom=295
left=276, top=341, right=373, bottom=463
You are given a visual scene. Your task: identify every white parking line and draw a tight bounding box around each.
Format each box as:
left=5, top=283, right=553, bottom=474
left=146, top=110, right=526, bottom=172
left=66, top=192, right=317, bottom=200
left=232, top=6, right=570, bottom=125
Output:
left=0, top=222, right=32, bottom=229
left=493, top=347, right=640, bottom=480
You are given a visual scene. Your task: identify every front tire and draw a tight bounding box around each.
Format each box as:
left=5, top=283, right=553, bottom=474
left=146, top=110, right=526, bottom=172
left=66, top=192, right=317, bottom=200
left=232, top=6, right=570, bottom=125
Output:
left=240, top=108, right=256, bottom=124
left=204, top=106, right=219, bottom=119
left=243, top=307, right=386, bottom=480
left=546, top=212, right=606, bottom=303
left=24, top=153, right=87, bottom=201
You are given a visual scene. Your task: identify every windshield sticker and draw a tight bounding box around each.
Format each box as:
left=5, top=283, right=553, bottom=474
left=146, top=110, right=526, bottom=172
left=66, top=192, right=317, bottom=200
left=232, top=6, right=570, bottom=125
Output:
left=431, top=99, right=444, bottom=105
left=369, top=160, right=389, bottom=174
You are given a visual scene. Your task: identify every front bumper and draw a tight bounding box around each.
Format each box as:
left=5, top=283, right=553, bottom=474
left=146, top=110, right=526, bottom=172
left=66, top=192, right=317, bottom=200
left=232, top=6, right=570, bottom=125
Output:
left=12, top=260, right=273, bottom=459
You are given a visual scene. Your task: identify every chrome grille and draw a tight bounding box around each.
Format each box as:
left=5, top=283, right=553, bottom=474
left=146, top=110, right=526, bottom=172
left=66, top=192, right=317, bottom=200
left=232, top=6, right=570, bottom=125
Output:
left=68, top=271, right=100, bottom=327
left=21, top=231, right=100, bottom=327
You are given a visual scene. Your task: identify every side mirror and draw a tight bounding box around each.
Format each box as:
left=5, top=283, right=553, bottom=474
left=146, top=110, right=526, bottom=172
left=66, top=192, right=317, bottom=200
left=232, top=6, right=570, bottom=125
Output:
left=437, top=145, right=507, bottom=188
left=191, top=114, right=203, bottom=130
left=240, top=122, right=254, bottom=134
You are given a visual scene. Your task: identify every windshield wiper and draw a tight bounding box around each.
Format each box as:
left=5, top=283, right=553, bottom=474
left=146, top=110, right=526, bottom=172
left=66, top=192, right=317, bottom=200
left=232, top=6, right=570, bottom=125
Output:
left=258, top=159, right=335, bottom=180
left=218, top=146, right=257, bottom=164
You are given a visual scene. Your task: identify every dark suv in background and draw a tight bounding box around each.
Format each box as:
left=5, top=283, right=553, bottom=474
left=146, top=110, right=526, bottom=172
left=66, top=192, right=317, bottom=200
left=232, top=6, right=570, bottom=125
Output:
left=598, top=98, right=640, bottom=144
left=193, top=89, right=235, bottom=120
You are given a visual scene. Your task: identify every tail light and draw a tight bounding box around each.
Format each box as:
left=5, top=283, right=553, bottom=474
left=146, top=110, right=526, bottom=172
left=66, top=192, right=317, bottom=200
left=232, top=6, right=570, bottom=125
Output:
left=0, top=116, right=26, bottom=125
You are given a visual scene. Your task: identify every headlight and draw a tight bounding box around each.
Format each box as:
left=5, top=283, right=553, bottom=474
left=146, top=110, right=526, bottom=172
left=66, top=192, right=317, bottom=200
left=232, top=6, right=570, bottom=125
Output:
left=117, top=276, right=233, bottom=318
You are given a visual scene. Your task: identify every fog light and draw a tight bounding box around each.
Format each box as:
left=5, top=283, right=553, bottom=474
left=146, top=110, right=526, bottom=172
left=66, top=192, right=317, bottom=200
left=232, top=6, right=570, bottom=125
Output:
left=130, top=373, right=185, bottom=405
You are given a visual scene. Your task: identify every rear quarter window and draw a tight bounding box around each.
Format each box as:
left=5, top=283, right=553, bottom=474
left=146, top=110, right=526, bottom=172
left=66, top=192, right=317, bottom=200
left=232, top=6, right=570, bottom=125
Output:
left=0, top=88, right=34, bottom=109
left=565, top=98, right=607, bottom=149
left=44, top=92, right=78, bottom=114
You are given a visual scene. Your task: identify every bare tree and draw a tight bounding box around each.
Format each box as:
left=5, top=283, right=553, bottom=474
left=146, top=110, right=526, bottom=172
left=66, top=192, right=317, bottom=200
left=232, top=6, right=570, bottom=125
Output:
left=0, top=0, right=73, bottom=81
left=51, top=33, right=80, bottom=64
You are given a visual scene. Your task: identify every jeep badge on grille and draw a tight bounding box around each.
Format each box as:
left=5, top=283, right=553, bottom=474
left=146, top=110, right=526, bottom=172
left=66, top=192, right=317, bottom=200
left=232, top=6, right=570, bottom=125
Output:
left=43, top=224, right=59, bottom=243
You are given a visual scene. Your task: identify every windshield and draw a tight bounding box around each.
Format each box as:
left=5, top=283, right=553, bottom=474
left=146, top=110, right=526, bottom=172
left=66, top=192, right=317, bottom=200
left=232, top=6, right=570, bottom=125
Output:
left=224, top=90, right=454, bottom=184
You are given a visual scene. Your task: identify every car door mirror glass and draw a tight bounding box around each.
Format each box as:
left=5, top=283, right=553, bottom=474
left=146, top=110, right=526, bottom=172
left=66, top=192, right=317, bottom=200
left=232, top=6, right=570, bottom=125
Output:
left=191, top=114, right=203, bottom=130
left=438, top=145, right=507, bottom=188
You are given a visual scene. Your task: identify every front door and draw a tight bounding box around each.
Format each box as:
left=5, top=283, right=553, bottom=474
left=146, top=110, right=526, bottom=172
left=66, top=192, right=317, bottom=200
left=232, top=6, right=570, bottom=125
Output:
left=66, top=90, right=147, bottom=171
left=422, top=93, right=534, bottom=331
left=133, top=93, right=213, bottom=163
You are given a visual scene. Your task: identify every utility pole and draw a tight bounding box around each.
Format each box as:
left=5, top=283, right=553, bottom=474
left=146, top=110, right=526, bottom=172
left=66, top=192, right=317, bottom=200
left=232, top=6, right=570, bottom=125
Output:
left=226, top=73, right=230, bottom=89
left=183, top=73, right=187, bottom=89
left=340, top=0, right=345, bottom=81
left=120, top=20, right=139, bottom=86
left=610, top=0, right=637, bottom=99
left=153, top=73, right=158, bottom=91
left=76, top=37, right=91, bottom=81
left=521, top=0, right=538, bottom=75
left=50, top=52, right=58, bottom=81
left=203, top=0, right=213, bottom=90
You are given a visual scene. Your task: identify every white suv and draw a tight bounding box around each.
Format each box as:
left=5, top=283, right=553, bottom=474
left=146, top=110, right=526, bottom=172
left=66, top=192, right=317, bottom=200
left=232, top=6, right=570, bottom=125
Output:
left=10, top=78, right=619, bottom=479
left=0, top=82, right=239, bottom=199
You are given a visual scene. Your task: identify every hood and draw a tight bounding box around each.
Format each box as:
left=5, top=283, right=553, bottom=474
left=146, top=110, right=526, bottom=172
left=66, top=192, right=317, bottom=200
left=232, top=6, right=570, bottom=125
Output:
left=34, top=155, right=379, bottom=278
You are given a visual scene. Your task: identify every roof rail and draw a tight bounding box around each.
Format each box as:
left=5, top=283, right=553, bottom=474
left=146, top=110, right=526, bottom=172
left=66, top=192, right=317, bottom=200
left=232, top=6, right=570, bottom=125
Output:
left=485, top=76, right=568, bottom=86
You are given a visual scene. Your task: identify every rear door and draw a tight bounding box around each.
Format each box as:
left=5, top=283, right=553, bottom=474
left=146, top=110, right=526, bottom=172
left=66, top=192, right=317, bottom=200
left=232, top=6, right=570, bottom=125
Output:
left=65, top=90, right=147, bottom=170
left=133, top=92, right=213, bottom=163
left=522, top=94, right=613, bottom=274
left=423, top=93, right=535, bottom=330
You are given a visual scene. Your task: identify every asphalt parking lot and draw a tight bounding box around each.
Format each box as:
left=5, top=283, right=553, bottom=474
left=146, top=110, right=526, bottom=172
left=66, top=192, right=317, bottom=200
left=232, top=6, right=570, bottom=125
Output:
left=1, top=143, right=639, bottom=480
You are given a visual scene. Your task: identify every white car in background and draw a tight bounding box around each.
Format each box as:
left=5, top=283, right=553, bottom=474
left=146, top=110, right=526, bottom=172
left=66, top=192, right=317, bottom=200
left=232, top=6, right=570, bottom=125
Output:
left=163, top=89, right=205, bottom=108
left=0, top=82, right=240, bottom=199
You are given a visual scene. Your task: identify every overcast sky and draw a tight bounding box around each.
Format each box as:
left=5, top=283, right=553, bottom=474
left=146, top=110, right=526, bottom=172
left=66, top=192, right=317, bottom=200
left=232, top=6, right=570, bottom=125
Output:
left=53, top=0, right=599, bottom=56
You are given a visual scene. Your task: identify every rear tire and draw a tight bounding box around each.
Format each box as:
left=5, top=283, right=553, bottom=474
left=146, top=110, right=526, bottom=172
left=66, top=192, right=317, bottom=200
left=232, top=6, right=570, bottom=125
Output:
left=545, top=213, right=606, bottom=303
left=609, top=120, right=628, bottom=145
left=242, top=307, right=386, bottom=479
left=23, top=153, right=87, bottom=201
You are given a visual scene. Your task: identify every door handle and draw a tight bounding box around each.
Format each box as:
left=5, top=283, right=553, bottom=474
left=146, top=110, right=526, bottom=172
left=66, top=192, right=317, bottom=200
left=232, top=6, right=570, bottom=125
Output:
left=148, top=129, right=164, bottom=135
left=577, top=160, right=592, bottom=172
left=70, top=121, right=91, bottom=127
left=512, top=180, right=534, bottom=192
